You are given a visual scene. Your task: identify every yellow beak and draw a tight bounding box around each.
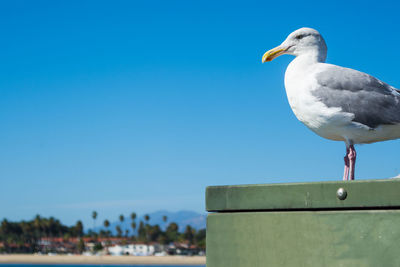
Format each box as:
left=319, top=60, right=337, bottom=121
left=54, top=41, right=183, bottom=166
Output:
left=262, top=46, right=287, bottom=63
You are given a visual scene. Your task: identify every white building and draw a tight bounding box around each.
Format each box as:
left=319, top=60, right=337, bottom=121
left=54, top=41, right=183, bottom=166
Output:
left=108, top=244, right=155, bottom=256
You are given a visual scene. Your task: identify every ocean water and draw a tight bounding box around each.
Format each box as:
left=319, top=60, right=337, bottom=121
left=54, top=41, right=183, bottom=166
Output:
left=0, top=265, right=205, bottom=267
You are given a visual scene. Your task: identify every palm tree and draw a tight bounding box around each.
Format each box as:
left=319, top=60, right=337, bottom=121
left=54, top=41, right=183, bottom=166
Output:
left=184, top=225, right=195, bottom=246
left=119, top=215, right=124, bottom=238
left=33, top=215, right=42, bottom=244
left=75, top=221, right=84, bottom=237
left=92, top=211, right=98, bottom=233
left=166, top=222, right=179, bottom=243
left=130, top=212, right=137, bottom=239
left=115, top=225, right=122, bottom=237
left=137, top=221, right=146, bottom=241
left=131, top=222, right=136, bottom=238
left=103, top=220, right=110, bottom=237
left=143, top=215, right=150, bottom=243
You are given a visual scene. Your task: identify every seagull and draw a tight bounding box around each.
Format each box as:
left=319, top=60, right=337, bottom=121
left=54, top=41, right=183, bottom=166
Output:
left=262, top=27, right=400, bottom=181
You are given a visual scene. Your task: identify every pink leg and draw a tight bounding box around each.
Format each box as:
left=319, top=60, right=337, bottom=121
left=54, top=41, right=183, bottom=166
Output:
left=343, top=147, right=350, bottom=181
left=348, top=145, right=357, bottom=180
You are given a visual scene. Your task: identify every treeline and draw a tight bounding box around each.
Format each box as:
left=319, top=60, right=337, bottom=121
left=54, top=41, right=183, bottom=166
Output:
left=0, top=212, right=205, bottom=253
left=93, top=211, right=205, bottom=248
left=0, top=215, right=83, bottom=253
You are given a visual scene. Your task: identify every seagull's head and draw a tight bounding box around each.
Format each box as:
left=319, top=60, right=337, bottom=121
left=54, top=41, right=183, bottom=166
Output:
left=262, top=27, right=327, bottom=63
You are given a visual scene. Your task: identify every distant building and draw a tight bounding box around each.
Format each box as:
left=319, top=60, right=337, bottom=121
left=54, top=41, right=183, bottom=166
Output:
left=108, top=243, right=157, bottom=256
left=167, top=242, right=203, bottom=256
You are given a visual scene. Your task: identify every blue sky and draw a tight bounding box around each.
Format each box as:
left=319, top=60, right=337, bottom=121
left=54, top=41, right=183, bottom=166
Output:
left=1, top=0, right=400, bottom=227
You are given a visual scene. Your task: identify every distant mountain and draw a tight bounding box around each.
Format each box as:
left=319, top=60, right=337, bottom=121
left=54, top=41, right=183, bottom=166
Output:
left=91, top=210, right=206, bottom=235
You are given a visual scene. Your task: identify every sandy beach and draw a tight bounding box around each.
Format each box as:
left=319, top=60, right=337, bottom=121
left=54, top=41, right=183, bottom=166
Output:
left=0, top=254, right=206, bottom=265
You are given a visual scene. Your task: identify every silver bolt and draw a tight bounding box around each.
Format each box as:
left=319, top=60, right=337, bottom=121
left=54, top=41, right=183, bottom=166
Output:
left=337, top=188, right=347, bottom=200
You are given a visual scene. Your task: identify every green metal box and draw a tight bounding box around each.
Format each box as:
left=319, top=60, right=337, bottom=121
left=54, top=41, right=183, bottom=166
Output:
left=206, top=180, right=400, bottom=267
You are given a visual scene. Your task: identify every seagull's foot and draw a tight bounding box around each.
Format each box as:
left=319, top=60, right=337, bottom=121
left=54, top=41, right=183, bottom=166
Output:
left=348, top=145, right=357, bottom=180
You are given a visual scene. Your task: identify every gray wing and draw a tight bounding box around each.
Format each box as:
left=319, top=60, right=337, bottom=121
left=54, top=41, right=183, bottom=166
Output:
left=313, top=65, right=400, bottom=128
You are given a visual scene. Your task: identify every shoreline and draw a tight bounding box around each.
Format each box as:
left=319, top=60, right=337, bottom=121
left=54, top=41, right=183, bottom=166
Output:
left=0, top=254, right=206, bottom=265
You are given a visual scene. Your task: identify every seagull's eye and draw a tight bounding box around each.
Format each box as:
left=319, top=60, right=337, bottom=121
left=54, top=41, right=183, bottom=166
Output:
left=295, top=34, right=304, bottom=40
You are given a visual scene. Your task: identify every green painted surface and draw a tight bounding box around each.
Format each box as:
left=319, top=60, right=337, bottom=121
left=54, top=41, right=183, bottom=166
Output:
left=207, top=210, right=400, bottom=267
left=206, top=179, right=400, bottom=211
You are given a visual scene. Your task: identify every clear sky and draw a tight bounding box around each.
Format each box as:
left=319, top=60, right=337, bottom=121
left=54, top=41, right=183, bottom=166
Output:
left=1, top=0, right=400, bottom=227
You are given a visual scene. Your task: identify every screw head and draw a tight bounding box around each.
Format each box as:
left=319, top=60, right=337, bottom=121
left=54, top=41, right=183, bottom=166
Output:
left=336, top=188, right=347, bottom=200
